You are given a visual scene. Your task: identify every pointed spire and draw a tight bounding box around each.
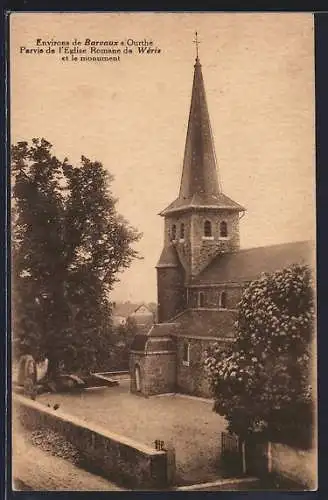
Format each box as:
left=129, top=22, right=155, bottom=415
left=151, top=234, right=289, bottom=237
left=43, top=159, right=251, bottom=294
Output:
left=160, top=37, right=245, bottom=216
left=179, top=48, right=221, bottom=200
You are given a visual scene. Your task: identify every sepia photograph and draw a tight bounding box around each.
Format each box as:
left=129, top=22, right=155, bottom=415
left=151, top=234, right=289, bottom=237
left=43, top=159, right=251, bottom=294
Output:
left=10, top=12, right=316, bottom=491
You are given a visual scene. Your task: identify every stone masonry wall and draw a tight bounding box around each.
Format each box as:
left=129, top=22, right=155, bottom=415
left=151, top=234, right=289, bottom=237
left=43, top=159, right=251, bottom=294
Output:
left=157, top=266, right=185, bottom=323
left=164, top=215, right=192, bottom=273
left=270, top=442, right=317, bottom=489
left=176, top=337, right=217, bottom=398
left=14, top=394, right=168, bottom=490
left=191, top=211, right=240, bottom=276
left=143, top=352, right=177, bottom=395
left=129, top=351, right=147, bottom=395
left=163, top=210, right=240, bottom=278
left=130, top=351, right=177, bottom=396
left=187, top=285, right=242, bottom=309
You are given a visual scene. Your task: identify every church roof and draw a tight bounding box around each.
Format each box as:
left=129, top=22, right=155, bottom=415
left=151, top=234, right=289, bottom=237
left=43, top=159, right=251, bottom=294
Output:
left=171, top=309, right=236, bottom=339
left=147, top=323, right=180, bottom=337
left=161, top=56, right=243, bottom=216
left=190, top=240, right=314, bottom=285
left=130, top=324, right=178, bottom=352
left=156, top=244, right=180, bottom=268
left=160, top=192, right=245, bottom=215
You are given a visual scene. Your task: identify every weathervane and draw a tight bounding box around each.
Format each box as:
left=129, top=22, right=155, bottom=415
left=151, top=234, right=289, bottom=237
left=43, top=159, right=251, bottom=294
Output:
left=193, top=31, right=201, bottom=61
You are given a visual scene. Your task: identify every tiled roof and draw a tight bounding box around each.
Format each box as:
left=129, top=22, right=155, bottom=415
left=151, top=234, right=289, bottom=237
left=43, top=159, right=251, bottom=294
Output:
left=170, top=309, right=236, bottom=339
left=112, top=302, right=156, bottom=318
left=156, top=244, right=180, bottom=268
left=130, top=324, right=178, bottom=352
left=146, top=337, right=176, bottom=353
left=147, top=323, right=180, bottom=337
left=160, top=192, right=245, bottom=216
left=160, top=58, right=244, bottom=217
left=191, top=240, right=314, bottom=285
left=112, top=302, right=139, bottom=317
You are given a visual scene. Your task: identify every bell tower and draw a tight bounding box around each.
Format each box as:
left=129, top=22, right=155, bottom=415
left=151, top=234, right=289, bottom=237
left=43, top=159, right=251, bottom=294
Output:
left=156, top=34, right=245, bottom=321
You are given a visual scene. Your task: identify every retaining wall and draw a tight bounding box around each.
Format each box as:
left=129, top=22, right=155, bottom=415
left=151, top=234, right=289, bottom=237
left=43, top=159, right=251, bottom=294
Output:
left=270, top=442, right=317, bottom=490
left=13, top=394, right=168, bottom=490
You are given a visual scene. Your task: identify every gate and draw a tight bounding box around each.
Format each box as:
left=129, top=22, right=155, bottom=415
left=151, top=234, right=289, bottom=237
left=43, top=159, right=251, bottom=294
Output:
left=221, top=432, right=243, bottom=475
left=244, top=436, right=269, bottom=476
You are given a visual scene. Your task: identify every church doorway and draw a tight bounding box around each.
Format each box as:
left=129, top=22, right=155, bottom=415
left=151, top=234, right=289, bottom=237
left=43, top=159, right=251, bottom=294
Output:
left=135, top=364, right=141, bottom=392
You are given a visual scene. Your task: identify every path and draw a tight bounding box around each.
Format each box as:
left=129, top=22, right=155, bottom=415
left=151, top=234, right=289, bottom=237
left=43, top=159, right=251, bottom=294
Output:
left=12, top=430, right=125, bottom=491
left=37, top=379, right=228, bottom=485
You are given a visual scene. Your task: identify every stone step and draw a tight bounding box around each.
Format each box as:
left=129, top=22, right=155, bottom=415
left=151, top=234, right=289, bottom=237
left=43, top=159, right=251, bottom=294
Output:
left=175, top=476, right=261, bottom=491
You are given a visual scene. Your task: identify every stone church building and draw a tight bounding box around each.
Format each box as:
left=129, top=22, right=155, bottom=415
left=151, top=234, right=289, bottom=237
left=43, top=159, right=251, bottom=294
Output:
left=129, top=52, right=313, bottom=398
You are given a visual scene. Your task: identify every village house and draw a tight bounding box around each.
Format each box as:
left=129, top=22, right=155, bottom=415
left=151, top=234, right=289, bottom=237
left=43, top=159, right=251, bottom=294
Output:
left=129, top=51, right=314, bottom=398
left=112, top=302, right=155, bottom=333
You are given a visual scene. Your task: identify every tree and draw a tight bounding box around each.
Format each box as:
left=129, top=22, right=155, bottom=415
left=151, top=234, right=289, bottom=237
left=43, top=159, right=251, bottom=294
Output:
left=113, top=316, right=139, bottom=370
left=205, top=264, right=315, bottom=447
left=12, top=138, right=141, bottom=377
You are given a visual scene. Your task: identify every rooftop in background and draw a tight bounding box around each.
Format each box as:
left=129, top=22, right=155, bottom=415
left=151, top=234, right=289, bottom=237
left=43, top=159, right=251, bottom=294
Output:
left=112, top=302, right=157, bottom=319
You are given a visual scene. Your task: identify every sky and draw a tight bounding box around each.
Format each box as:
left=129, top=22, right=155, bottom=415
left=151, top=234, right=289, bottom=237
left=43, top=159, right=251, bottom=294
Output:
left=10, top=12, right=315, bottom=303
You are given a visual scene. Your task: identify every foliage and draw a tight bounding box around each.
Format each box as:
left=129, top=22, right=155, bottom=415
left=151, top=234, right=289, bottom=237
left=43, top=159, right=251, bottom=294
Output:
left=111, top=316, right=139, bottom=370
left=12, top=138, right=141, bottom=376
left=205, top=265, right=315, bottom=446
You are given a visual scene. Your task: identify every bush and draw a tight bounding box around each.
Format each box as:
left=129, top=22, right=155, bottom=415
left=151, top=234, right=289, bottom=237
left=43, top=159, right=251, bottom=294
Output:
left=205, top=265, right=315, bottom=446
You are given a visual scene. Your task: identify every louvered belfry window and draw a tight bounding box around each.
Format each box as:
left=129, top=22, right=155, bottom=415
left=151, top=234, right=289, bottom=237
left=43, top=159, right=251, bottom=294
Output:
left=180, top=223, right=185, bottom=239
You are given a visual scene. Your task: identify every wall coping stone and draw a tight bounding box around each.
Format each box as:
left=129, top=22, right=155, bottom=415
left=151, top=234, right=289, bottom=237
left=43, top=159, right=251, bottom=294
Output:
left=13, top=393, right=165, bottom=457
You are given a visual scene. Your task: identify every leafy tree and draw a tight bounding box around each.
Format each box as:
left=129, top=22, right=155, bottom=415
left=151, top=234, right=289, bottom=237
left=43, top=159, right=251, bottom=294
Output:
left=111, top=316, right=139, bottom=370
left=12, top=138, right=141, bottom=377
left=205, top=265, right=315, bottom=447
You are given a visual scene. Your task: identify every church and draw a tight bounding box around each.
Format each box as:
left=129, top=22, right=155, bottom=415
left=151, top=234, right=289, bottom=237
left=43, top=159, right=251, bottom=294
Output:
left=129, top=46, right=313, bottom=399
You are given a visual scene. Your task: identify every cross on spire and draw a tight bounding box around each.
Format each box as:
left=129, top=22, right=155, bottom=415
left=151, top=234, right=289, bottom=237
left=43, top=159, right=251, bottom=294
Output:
left=160, top=39, right=246, bottom=218
left=193, top=31, right=200, bottom=61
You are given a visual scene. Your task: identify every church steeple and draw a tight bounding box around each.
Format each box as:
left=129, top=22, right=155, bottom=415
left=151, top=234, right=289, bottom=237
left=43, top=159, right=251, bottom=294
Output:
left=178, top=51, right=221, bottom=201
left=161, top=34, right=244, bottom=216
left=156, top=37, right=246, bottom=321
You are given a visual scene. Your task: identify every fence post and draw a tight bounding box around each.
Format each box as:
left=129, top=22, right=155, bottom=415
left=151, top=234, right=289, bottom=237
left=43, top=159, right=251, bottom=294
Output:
left=241, top=439, right=246, bottom=474
left=165, top=444, right=176, bottom=486
left=267, top=441, right=272, bottom=473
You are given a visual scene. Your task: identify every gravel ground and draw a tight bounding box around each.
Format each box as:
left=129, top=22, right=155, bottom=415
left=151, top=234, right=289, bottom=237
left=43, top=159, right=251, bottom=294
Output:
left=37, top=379, right=228, bottom=485
left=29, top=429, right=80, bottom=464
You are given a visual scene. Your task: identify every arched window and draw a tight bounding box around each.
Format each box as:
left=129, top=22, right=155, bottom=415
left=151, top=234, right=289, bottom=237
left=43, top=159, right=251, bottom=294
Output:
left=220, top=291, right=227, bottom=309
left=204, top=220, right=212, bottom=237
left=171, top=224, right=177, bottom=240
left=182, top=341, right=190, bottom=366
left=180, top=223, right=185, bottom=240
left=220, top=221, right=228, bottom=238
left=199, top=291, right=205, bottom=308
left=135, top=364, right=141, bottom=392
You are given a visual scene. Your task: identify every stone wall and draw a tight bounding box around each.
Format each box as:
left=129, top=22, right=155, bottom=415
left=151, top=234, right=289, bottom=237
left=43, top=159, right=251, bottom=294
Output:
left=157, top=265, right=185, bottom=323
left=176, top=337, right=215, bottom=398
left=270, top=442, right=317, bottom=489
left=190, top=211, right=240, bottom=275
left=14, top=394, right=168, bottom=490
left=129, top=351, right=146, bottom=394
left=163, top=210, right=240, bottom=278
left=130, top=351, right=176, bottom=396
left=164, top=214, right=191, bottom=247
left=187, top=285, right=241, bottom=309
